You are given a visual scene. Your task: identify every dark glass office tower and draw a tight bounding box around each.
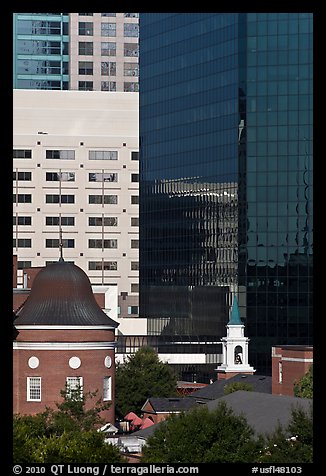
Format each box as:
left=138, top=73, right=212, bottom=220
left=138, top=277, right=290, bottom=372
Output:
left=139, top=13, right=313, bottom=378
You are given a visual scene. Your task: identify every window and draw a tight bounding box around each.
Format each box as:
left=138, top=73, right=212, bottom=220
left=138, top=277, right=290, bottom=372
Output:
left=124, top=82, right=139, bottom=92
left=89, top=261, right=117, bottom=270
left=46, top=150, right=75, bottom=160
left=101, top=61, right=116, bottom=76
left=124, top=63, right=139, bottom=77
left=46, top=239, right=74, bottom=248
left=88, top=239, right=117, bottom=249
left=131, top=261, right=139, bottom=270
left=89, top=172, right=118, bottom=182
left=124, top=43, right=139, bottom=57
left=46, top=217, right=75, bottom=226
left=103, top=376, right=112, bottom=401
left=17, top=261, right=32, bottom=269
left=102, top=13, right=116, bottom=17
left=89, top=195, right=118, bottom=204
left=124, top=23, right=139, bottom=37
left=13, top=194, right=32, bottom=203
left=131, top=283, right=139, bottom=293
left=66, top=377, right=83, bottom=398
left=13, top=216, right=32, bottom=226
left=131, top=173, right=139, bottom=182
left=101, top=42, right=116, bottom=56
left=78, top=41, right=93, bottom=55
left=46, top=195, right=75, bottom=204
left=131, top=217, right=139, bottom=226
left=13, top=171, right=32, bottom=181
left=46, top=172, right=75, bottom=181
left=27, top=377, right=41, bottom=401
left=131, top=239, right=139, bottom=249
left=101, top=81, right=116, bottom=91
left=128, top=306, right=139, bottom=314
left=101, top=23, right=116, bottom=37
left=79, top=81, right=93, bottom=91
left=131, top=195, right=139, bottom=204
left=131, top=151, right=139, bottom=161
left=79, top=61, right=93, bottom=75
left=13, top=239, right=32, bottom=248
left=124, top=13, right=139, bottom=18
left=79, top=22, right=93, bottom=36
left=89, top=217, right=118, bottom=226
left=89, top=150, right=118, bottom=160
left=13, top=149, right=32, bottom=159
left=79, top=13, right=93, bottom=16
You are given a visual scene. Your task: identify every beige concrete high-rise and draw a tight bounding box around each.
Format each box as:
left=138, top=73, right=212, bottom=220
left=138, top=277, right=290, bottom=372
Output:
left=13, top=89, right=139, bottom=318
left=69, top=13, right=139, bottom=92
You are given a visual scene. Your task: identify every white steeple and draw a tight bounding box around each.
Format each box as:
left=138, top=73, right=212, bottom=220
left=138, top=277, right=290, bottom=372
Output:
left=217, top=295, right=255, bottom=379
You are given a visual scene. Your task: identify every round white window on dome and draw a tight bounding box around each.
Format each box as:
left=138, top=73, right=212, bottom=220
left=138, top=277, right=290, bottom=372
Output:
left=28, top=356, right=39, bottom=369
left=104, top=356, right=112, bottom=369
left=69, top=357, right=81, bottom=369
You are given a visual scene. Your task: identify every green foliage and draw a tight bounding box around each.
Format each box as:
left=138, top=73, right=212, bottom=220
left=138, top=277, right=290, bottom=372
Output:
left=115, top=346, right=177, bottom=417
left=31, top=431, right=123, bottom=463
left=13, top=386, right=124, bottom=463
left=294, top=365, right=313, bottom=399
left=142, top=401, right=263, bottom=463
left=223, top=381, right=253, bottom=395
left=258, top=403, right=313, bottom=463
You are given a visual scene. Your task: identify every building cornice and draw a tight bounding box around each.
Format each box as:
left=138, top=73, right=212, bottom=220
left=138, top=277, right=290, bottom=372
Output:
left=15, top=325, right=116, bottom=330
left=13, top=341, right=116, bottom=350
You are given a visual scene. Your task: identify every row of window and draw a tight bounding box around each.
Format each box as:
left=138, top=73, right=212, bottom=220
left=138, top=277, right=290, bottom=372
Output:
left=13, top=150, right=139, bottom=161
left=78, top=61, right=139, bottom=76
left=78, top=42, right=139, bottom=57
left=17, top=260, right=139, bottom=271
left=79, top=81, right=139, bottom=92
left=13, top=194, right=139, bottom=204
left=78, top=22, right=139, bottom=37
left=27, top=376, right=111, bottom=402
left=13, top=216, right=139, bottom=226
left=13, top=171, right=139, bottom=182
left=13, top=238, right=139, bottom=248
left=78, top=13, right=139, bottom=17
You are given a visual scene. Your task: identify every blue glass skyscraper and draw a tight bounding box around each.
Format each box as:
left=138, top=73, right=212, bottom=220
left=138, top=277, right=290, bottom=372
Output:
left=13, top=13, right=69, bottom=90
left=139, top=13, right=313, bottom=378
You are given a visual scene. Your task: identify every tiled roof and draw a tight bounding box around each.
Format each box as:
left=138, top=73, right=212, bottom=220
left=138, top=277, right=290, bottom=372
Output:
left=206, top=391, right=312, bottom=436
left=142, top=397, right=197, bottom=413
left=188, top=374, right=272, bottom=401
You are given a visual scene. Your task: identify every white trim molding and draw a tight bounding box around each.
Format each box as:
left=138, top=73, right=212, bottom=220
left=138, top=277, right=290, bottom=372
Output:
left=15, top=325, right=115, bottom=330
left=13, top=341, right=116, bottom=351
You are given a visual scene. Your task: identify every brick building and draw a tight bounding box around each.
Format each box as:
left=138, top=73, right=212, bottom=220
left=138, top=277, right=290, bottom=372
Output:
left=13, top=258, right=119, bottom=423
left=272, top=345, right=313, bottom=396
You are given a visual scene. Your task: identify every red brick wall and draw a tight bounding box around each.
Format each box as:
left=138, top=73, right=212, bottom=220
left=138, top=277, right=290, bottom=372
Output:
left=16, top=328, right=115, bottom=343
left=13, top=347, right=116, bottom=423
left=272, top=346, right=313, bottom=396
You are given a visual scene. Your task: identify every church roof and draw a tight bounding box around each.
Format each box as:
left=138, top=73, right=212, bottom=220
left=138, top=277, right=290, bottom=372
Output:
left=14, top=261, right=118, bottom=328
left=228, top=295, right=243, bottom=325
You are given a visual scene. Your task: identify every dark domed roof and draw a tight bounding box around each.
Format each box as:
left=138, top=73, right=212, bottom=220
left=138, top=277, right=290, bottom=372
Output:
left=15, top=261, right=118, bottom=328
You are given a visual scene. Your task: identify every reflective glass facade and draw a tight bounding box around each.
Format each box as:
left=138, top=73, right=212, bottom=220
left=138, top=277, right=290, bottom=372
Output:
left=13, top=13, right=69, bottom=89
left=139, top=13, right=313, bottom=378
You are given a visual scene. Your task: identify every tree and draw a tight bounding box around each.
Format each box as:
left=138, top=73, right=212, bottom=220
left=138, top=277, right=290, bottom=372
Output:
left=13, top=386, right=124, bottom=463
left=294, top=365, right=313, bottom=399
left=115, top=346, right=177, bottom=417
left=223, top=381, right=253, bottom=395
left=142, top=401, right=263, bottom=463
left=257, top=403, right=313, bottom=463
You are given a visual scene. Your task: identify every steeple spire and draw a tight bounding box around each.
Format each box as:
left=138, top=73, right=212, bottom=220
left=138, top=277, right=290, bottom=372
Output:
left=228, top=295, right=242, bottom=325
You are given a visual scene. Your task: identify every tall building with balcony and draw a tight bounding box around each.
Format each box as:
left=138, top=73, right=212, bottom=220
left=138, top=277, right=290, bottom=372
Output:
left=13, top=89, right=139, bottom=319
left=13, top=13, right=139, bottom=92
left=139, top=13, right=313, bottom=379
